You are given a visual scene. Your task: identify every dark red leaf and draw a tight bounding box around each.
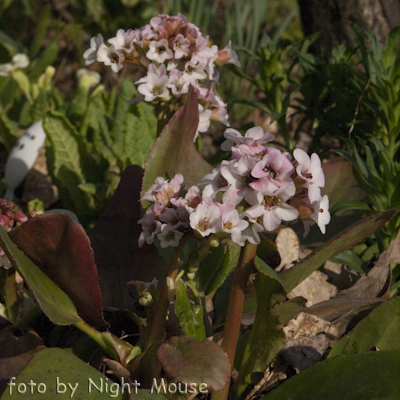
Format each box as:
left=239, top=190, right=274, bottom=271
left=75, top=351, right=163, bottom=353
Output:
left=10, top=214, right=107, bottom=327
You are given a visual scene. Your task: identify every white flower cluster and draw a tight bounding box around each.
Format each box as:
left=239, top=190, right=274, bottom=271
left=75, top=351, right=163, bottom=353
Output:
left=83, top=13, right=240, bottom=138
left=0, top=54, right=29, bottom=77
left=138, top=127, right=331, bottom=248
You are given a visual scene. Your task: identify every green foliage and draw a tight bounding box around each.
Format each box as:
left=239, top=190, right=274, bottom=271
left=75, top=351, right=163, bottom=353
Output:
left=261, top=351, right=400, bottom=400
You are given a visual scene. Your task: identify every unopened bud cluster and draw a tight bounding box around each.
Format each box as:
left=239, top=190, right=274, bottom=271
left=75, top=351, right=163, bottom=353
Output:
left=83, top=13, right=240, bottom=139
left=138, top=127, right=330, bottom=249
left=0, top=199, right=28, bottom=268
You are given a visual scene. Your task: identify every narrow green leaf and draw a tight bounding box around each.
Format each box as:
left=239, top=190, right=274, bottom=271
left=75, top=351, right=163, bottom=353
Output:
left=262, top=351, right=400, bottom=400
left=0, top=225, right=82, bottom=325
left=175, top=283, right=206, bottom=341
left=111, top=79, right=136, bottom=156
left=330, top=200, right=372, bottom=217
left=235, top=274, right=287, bottom=395
left=280, top=209, right=396, bottom=293
left=0, top=102, right=18, bottom=151
left=44, top=111, right=94, bottom=218
left=254, top=256, right=281, bottom=281
left=329, top=249, right=367, bottom=274
left=206, top=241, right=241, bottom=298
left=29, top=4, right=51, bottom=59
left=28, top=33, right=59, bottom=79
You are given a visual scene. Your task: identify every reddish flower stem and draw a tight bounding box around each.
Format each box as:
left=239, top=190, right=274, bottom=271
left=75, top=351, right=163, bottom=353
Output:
left=212, top=242, right=258, bottom=400
left=145, top=236, right=188, bottom=351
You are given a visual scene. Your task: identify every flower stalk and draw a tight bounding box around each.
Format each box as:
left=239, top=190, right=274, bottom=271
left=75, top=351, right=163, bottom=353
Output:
left=211, top=241, right=258, bottom=400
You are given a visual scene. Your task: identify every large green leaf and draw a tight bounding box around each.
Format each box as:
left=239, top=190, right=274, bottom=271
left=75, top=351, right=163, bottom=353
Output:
left=0, top=225, right=82, bottom=326
left=141, top=86, right=213, bottom=195
left=330, top=296, right=400, bottom=358
left=0, top=348, right=167, bottom=400
left=157, top=336, right=230, bottom=391
left=262, top=351, right=400, bottom=400
left=280, top=208, right=396, bottom=293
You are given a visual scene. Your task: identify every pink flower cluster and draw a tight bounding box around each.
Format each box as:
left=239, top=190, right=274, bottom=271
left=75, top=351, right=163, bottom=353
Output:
left=138, top=127, right=330, bottom=248
left=0, top=199, right=28, bottom=269
left=83, top=13, right=240, bottom=139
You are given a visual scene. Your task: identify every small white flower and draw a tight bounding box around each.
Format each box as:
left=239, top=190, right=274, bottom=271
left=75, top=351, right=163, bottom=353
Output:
left=0, top=53, right=30, bottom=77
left=108, top=29, right=136, bottom=52
left=146, top=39, right=173, bottom=63
left=97, top=44, right=124, bottom=73
left=138, top=72, right=170, bottom=101
left=158, top=224, right=184, bottom=248
left=184, top=61, right=207, bottom=81
left=189, top=202, right=222, bottom=237
left=83, top=34, right=104, bottom=65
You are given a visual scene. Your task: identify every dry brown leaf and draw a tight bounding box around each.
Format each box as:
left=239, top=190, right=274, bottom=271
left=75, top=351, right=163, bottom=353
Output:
left=283, top=312, right=330, bottom=339
left=287, top=270, right=337, bottom=306
left=338, top=230, right=400, bottom=299
left=275, top=228, right=300, bottom=272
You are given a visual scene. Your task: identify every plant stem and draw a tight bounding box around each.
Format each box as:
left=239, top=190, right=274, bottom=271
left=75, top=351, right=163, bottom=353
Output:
left=211, top=242, right=258, bottom=400
left=5, top=268, right=18, bottom=323
left=75, top=320, right=133, bottom=365
left=145, top=237, right=188, bottom=350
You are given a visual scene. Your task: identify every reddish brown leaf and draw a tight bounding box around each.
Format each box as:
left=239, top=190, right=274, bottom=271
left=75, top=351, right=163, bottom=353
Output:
left=10, top=214, right=107, bottom=327
left=89, top=165, right=167, bottom=309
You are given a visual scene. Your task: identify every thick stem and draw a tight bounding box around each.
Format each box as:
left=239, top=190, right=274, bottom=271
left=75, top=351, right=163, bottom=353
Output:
left=211, top=242, right=258, bottom=400
left=145, top=237, right=188, bottom=350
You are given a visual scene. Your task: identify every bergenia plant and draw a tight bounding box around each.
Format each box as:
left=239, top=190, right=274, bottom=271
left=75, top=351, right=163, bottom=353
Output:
left=139, top=126, right=329, bottom=250
left=83, top=13, right=240, bottom=138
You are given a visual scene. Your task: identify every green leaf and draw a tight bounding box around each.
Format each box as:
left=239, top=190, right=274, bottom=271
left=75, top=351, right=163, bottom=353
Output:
left=123, top=106, right=157, bottom=168
left=175, top=283, right=206, bottom=341
left=330, top=200, right=372, bottom=216
left=331, top=296, right=400, bottom=357
left=280, top=209, right=396, bottom=293
left=157, top=336, right=231, bottom=391
left=141, top=86, right=213, bottom=195
left=262, top=351, right=400, bottom=400
left=28, top=33, right=59, bottom=79
left=111, top=79, right=136, bottom=156
left=0, top=348, right=134, bottom=399
left=29, top=4, right=51, bottom=59
left=254, top=256, right=281, bottom=281
left=44, top=111, right=94, bottom=218
left=235, top=274, right=287, bottom=396
left=0, top=102, right=18, bottom=151
left=0, top=29, right=24, bottom=56
left=329, top=249, right=368, bottom=274
left=0, top=225, right=82, bottom=325
left=206, top=241, right=241, bottom=298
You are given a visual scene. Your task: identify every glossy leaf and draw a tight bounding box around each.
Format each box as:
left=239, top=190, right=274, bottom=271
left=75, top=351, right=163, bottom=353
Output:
left=262, top=351, right=400, bottom=400
left=10, top=213, right=107, bottom=327
left=89, top=165, right=167, bottom=310
left=175, top=283, right=206, bottom=341
left=0, top=225, right=82, bottom=326
left=157, top=336, right=230, bottom=391
left=141, top=86, right=213, bottom=195
left=280, top=208, right=396, bottom=293
left=0, top=348, right=166, bottom=400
